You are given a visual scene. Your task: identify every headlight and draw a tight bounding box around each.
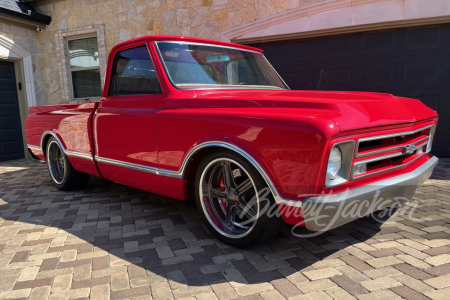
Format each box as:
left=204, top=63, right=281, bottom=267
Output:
left=327, top=146, right=342, bottom=179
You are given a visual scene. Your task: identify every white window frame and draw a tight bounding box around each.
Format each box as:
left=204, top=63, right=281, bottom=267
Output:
left=66, top=35, right=101, bottom=101
left=56, top=25, right=107, bottom=103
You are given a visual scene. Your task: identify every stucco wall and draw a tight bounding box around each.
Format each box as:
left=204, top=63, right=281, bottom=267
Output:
left=0, top=22, right=46, bottom=106
left=34, top=0, right=329, bottom=104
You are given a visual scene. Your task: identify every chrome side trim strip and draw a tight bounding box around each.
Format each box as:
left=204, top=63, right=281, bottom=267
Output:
left=157, top=169, right=181, bottom=178
left=40, top=134, right=300, bottom=207
left=27, top=144, right=41, bottom=151
left=95, top=156, right=159, bottom=175
left=355, top=124, right=433, bottom=158
left=94, top=141, right=302, bottom=207
left=66, top=151, right=94, bottom=161
left=40, top=132, right=298, bottom=206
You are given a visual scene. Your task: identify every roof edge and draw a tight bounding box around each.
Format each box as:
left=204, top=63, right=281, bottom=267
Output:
left=0, top=6, right=51, bottom=25
left=112, top=35, right=264, bottom=54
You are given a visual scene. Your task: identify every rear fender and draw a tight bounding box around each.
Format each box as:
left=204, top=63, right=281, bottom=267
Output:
left=25, top=103, right=100, bottom=176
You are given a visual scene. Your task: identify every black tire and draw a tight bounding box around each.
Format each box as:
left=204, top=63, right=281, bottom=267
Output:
left=46, top=137, right=90, bottom=191
left=195, top=150, right=284, bottom=247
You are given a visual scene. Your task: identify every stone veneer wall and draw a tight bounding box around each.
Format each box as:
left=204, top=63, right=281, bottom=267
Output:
left=0, top=22, right=46, bottom=106
left=35, top=0, right=328, bottom=104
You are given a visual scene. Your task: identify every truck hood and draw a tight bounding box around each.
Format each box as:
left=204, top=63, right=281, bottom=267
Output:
left=188, top=90, right=438, bottom=131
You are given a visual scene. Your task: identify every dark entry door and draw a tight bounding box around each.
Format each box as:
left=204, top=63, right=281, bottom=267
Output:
left=0, top=60, right=24, bottom=161
left=251, top=24, right=450, bottom=156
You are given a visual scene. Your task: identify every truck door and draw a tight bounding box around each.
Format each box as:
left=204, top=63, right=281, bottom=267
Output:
left=94, top=42, right=165, bottom=194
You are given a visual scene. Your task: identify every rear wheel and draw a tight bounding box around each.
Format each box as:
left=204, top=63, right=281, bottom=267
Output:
left=46, top=137, right=90, bottom=191
left=195, top=150, right=284, bottom=247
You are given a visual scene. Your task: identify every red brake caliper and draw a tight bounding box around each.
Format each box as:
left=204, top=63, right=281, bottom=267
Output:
left=219, top=176, right=227, bottom=209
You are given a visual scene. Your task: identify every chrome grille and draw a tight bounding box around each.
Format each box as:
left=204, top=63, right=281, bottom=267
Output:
left=352, top=124, right=435, bottom=180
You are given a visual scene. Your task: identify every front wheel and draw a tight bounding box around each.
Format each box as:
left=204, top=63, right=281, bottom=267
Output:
left=46, top=137, right=90, bottom=191
left=195, top=150, right=284, bottom=247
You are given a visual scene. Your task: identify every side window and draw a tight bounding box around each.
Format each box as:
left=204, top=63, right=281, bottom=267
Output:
left=109, top=46, right=162, bottom=96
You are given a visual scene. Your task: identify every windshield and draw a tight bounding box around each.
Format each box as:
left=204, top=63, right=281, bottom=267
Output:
left=155, top=42, right=288, bottom=90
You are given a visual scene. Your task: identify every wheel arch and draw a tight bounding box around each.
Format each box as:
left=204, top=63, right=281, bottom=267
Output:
left=180, top=141, right=296, bottom=207
left=184, top=146, right=221, bottom=200
left=40, top=131, right=66, bottom=160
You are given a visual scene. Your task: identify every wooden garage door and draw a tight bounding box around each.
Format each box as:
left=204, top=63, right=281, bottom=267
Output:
left=0, top=60, right=24, bottom=162
left=251, top=24, right=450, bottom=157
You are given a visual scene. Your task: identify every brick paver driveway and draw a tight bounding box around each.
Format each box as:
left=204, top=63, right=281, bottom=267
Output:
left=0, top=159, right=449, bottom=300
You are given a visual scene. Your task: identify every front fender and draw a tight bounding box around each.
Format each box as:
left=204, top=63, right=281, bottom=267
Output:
left=157, top=107, right=339, bottom=201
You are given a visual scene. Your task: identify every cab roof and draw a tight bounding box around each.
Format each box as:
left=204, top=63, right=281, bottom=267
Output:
left=111, top=35, right=263, bottom=54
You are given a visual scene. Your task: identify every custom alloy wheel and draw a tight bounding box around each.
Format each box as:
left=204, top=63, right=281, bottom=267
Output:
left=199, top=158, right=259, bottom=239
left=195, top=150, right=284, bottom=247
left=47, top=140, right=66, bottom=184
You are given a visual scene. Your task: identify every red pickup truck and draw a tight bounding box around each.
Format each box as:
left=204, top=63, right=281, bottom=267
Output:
left=26, top=35, right=438, bottom=246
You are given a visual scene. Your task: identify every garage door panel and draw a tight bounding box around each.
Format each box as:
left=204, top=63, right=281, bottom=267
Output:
left=0, top=116, right=21, bottom=130
left=259, top=43, right=279, bottom=58
left=286, top=40, right=316, bottom=60
left=432, top=125, right=450, bottom=156
left=0, top=128, right=24, bottom=141
left=402, top=59, right=450, bottom=89
left=321, top=35, right=353, bottom=57
left=404, top=61, right=440, bottom=83
left=362, top=30, right=396, bottom=53
left=285, top=71, right=314, bottom=89
left=294, top=62, right=446, bottom=91
left=252, top=24, right=450, bottom=156
left=0, top=64, right=14, bottom=79
left=0, top=91, right=16, bottom=105
left=278, top=59, right=447, bottom=91
left=405, top=26, right=443, bottom=50
left=319, top=68, right=353, bottom=89
left=268, top=40, right=319, bottom=66
left=0, top=106, right=22, bottom=117
left=1, top=140, right=23, bottom=155
left=0, top=60, right=24, bottom=162
left=360, top=64, right=396, bottom=87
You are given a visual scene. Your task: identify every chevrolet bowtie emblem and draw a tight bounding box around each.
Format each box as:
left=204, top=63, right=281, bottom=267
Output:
left=403, top=144, right=417, bottom=155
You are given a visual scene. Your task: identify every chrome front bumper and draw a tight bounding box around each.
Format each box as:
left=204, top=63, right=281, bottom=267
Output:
left=302, top=156, right=439, bottom=232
